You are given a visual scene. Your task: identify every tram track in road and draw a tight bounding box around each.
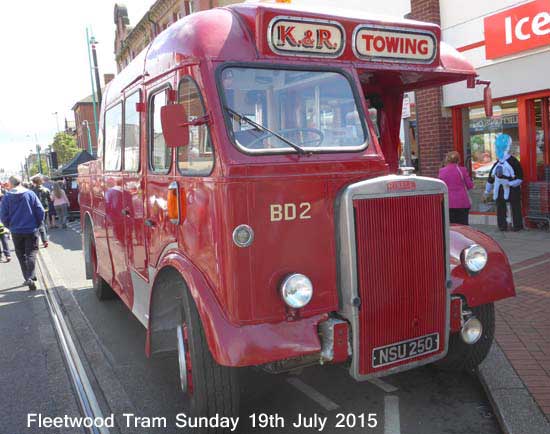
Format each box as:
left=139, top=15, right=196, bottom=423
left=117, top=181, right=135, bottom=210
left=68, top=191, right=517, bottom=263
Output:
left=37, top=250, right=111, bottom=434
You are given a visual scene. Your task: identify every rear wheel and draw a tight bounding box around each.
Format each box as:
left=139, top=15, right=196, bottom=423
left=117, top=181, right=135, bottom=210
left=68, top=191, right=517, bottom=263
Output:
left=175, top=279, right=239, bottom=425
left=89, top=235, right=116, bottom=300
left=436, top=303, right=495, bottom=372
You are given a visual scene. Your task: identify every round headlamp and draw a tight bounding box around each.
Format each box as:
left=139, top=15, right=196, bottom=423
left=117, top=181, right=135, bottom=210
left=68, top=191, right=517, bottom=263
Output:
left=462, top=244, right=488, bottom=274
left=280, top=273, right=313, bottom=309
left=461, top=317, right=483, bottom=344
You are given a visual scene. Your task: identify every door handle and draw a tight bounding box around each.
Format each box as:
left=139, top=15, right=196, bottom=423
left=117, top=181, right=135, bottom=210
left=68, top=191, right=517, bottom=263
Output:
left=121, top=209, right=130, bottom=216
left=144, top=219, right=155, bottom=227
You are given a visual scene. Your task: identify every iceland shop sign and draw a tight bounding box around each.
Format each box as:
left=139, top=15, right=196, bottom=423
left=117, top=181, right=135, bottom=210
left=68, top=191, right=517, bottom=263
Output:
left=484, top=0, right=550, bottom=60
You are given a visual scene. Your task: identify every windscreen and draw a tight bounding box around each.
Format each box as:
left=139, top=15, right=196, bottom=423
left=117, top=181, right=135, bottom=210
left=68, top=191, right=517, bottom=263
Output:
left=220, top=67, right=367, bottom=154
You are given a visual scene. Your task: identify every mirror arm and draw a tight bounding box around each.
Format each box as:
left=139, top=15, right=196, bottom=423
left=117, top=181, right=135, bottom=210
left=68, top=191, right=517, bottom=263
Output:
left=179, top=114, right=210, bottom=128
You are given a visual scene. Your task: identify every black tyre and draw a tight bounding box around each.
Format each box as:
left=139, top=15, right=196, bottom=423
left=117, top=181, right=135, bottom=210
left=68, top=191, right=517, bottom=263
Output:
left=90, top=235, right=116, bottom=300
left=436, top=303, right=495, bottom=372
left=177, top=279, right=239, bottom=426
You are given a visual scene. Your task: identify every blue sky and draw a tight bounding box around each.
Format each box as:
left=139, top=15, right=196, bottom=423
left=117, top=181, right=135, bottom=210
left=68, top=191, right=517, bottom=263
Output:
left=0, top=0, right=410, bottom=173
left=0, top=0, right=150, bottom=172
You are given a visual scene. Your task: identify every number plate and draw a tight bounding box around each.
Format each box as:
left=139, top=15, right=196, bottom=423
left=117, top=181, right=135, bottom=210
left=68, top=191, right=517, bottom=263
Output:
left=372, top=333, right=439, bottom=368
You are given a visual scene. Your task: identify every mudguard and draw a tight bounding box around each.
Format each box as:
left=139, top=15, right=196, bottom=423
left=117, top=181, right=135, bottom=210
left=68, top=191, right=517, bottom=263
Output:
left=449, top=225, right=515, bottom=307
left=148, top=249, right=326, bottom=367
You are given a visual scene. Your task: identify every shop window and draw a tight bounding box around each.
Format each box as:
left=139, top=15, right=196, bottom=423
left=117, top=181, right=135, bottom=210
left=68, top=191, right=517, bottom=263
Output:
left=177, top=77, right=214, bottom=176
left=104, top=103, right=123, bottom=171
left=534, top=97, right=550, bottom=181
left=149, top=89, right=172, bottom=173
left=124, top=91, right=140, bottom=172
left=461, top=99, right=519, bottom=213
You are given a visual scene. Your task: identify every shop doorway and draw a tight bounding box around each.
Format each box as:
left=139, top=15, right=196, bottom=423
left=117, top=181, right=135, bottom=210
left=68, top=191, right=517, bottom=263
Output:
left=524, top=95, right=550, bottom=226
left=526, top=96, right=550, bottom=182
left=460, top=99, right=519, bottom=214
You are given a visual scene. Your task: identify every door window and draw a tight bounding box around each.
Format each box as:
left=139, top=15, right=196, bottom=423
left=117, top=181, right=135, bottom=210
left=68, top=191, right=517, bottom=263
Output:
left=177, top=77, right=214, bottom=176
left=104, top=103, right=123, bottom=171
left=149, top=89, right=172, bottom=173
left=124, top=92, right=141, bottom=172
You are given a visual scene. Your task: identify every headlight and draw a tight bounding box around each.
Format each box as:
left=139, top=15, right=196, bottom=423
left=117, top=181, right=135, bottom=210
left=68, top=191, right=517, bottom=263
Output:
left=462, top=244, right=488, bottom=274
left=280, top=273, right=313, bottom=309
left=461, top=317, right=483, bottom=344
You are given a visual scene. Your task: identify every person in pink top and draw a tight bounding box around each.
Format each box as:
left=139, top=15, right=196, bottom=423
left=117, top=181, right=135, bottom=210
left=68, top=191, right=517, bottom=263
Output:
left=50, top=181, right=70, bottom=228
left=438, top=151, right=474, bottom=225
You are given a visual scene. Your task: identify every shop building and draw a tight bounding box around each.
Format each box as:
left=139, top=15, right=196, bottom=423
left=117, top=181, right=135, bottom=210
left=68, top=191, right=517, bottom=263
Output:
left=420, top=0, right=550, bottom=223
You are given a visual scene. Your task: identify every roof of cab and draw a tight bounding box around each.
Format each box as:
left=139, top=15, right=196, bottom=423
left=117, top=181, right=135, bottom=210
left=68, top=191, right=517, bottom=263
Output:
left=103, top=2, right=476, bottom=107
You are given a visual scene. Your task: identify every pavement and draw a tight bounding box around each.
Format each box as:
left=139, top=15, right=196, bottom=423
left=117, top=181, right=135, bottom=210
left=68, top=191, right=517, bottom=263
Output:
left=474, top=225, right=550, bottom=433
left=0, top=237, right=83, bottom=434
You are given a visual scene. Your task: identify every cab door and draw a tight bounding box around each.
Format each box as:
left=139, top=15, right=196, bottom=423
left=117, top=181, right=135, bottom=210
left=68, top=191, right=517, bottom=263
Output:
left=144, top=82, right=178, bottom=268
left=103, top=101, right=131, bottom=298
left=122, top=90, right=148, bottom=283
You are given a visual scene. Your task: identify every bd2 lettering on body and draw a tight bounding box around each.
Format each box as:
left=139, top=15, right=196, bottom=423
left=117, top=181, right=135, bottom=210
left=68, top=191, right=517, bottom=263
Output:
left=270, top=202, right=312, bottom=221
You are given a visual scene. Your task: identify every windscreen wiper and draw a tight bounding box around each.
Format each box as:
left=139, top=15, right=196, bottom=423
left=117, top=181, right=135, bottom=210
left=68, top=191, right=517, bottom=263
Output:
left=224, top=106, right=307, bottom=155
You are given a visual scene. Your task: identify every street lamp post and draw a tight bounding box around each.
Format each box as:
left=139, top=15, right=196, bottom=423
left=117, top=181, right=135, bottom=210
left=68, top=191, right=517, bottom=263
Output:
left=89, top=36, right=102, bottom=107
left=82, top=120, right=93, bottom=156
left=52, top=112, right=60, bottom=132
left=36, top=144, right=43, bottom=175
left=86, top=27, right=100, bottom=140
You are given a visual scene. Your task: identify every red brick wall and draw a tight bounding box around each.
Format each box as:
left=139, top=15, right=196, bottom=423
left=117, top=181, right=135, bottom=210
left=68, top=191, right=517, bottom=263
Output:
left=74, top=104, right=98, bottom=155
left=410, top=0, right=453, bottom=177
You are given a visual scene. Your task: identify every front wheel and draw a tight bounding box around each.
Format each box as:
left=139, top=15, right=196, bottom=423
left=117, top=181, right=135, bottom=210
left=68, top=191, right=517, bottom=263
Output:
left=436, top=303, right=495, bottom=372
left=177, top=282, right=239, bottom=425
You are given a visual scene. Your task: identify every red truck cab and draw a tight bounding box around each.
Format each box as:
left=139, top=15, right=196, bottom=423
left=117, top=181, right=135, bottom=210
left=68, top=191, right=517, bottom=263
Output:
left=78, top=1, right=515, bottom=418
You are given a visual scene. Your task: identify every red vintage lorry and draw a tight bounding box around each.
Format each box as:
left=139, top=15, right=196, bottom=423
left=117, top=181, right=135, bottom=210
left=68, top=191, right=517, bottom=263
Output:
left=78, top=0, right=515, bottom=420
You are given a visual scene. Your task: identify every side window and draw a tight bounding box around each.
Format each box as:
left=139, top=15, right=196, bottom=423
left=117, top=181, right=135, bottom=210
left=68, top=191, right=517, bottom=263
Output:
left=104, top=103, right=123, bottom=171
left=149, top=89, right=171, bottom=173
left=177, top=77, right=214, bottom=176
left=124, top=92, right=140, bottom=172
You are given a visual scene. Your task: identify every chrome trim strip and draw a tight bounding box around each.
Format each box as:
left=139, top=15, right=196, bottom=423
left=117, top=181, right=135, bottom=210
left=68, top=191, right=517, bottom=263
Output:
left=336, top=174, right=451, bottom=381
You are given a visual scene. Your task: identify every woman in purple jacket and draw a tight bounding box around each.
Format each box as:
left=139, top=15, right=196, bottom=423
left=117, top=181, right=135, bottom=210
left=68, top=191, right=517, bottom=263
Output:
left=438, top=151, right=474, bottom=225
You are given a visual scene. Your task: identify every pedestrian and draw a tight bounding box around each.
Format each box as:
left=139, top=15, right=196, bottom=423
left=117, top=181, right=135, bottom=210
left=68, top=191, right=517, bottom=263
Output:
left=0, top=175, right=44, bottom=290
left=0, top=220, right=11, bottom=262
left=43, top=176, right=57, bottom=228
left=30, top=175, right=50, bottom=247
left=438, top=151, right=474, bottom=225
left=484, top=134, right=524, bottom=231
left=43, top=176, right=56, bottom=225
left=51, top=181, right=69, bottom=229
